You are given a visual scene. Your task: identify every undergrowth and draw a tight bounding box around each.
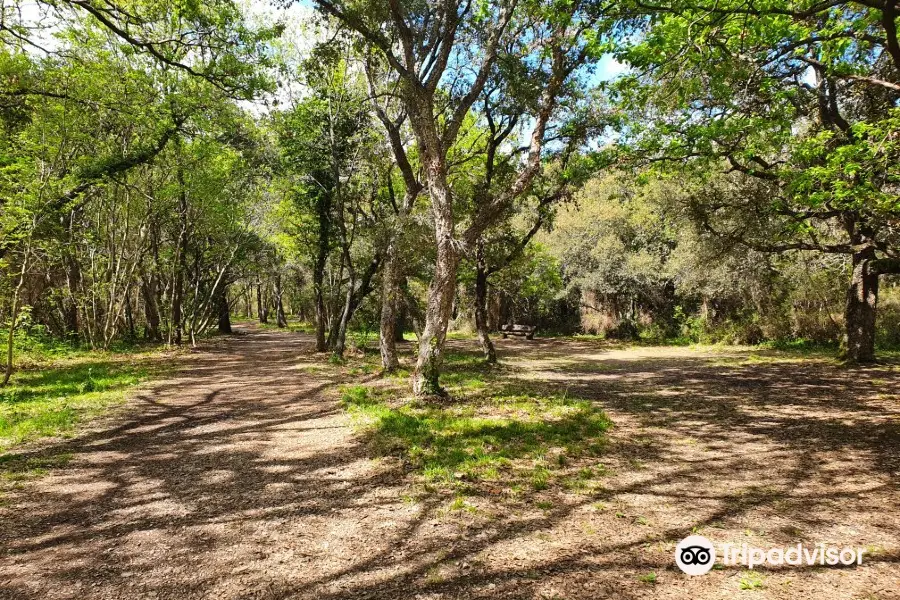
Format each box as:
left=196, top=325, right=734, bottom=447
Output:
left=0, top=328, right=171, bottom=455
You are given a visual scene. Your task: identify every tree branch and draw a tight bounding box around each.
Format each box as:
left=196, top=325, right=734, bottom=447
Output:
left=441, top=0, right=518, bottom=148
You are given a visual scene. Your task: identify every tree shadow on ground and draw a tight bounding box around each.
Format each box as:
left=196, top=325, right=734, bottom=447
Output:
left=0, top=331, right=897, bottom=599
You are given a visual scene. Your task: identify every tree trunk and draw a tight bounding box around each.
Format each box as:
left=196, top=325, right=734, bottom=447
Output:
left=326, top=300, right=340, bottom=350
left=141, top=276, right=162, bottom=342
left=474, top=239, right=497, bottom=364
left=62, top=253, right=81, bottom=337
left=332, top=253, right=381, bottom=357
left=413, top=236, right=458, bottom=395
left=170, top=196, right=188, bottom=346
left=170, top=251, right=185, bottom=345
left=379, top=239, right=402, bottom=371
left=141, top=219, right=162, bottom=343
left=395, top=301, right=407, bottom=342
left=412, top=172, right=459, bottom=395
left=843, top=246, right=879, bottom=362
left=2, top=250, right=30, bottom=387
left=125, top=290, right=136, bottom=339
left=62, top=296, right=79, bottom=337
left=313, top=245, right=328, bottom=353
left=256, top=278, right=268, bottom=324
left=332, top=280, right=354, bottom=358
left=217, top=285, right=232, bottom=334
left=274, top=274, right=287, bottom=328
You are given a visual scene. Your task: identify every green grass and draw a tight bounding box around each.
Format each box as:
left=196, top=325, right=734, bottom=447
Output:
left=340, top=352, right=611, bottom=494
left=1, top=359, right=162, bottom=453
left=232, top=317, right=314, bottom=334
left=0, top=330, right=170, bottom=455
left=638, top=572, right=657, bottom=584
left=739, top=571, right=766, bottom=590
left=0, top=453, right=73, bottom=483
left=874, top=348, right=900, bottom=361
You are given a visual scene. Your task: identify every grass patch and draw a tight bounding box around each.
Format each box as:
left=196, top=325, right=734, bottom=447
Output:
left=1, top=343, right=169, bottom=455
left=739, top=571, right=766, bottom=590
left=232, top=318, right=314, bottom=334
left=638, top=572, right=657, bottom=584
left=0, top=453, right=73, bottom=483
left=340, top=360, right=612, bottom=495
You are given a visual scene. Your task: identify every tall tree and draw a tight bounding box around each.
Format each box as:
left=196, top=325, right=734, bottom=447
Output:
left=312, top=0, right=610, bottom=394
left=615, top=0, right=900, bottom=361
left=0, top=0, right=276, bottom=381
left=274, top=40, right=394, bottom=357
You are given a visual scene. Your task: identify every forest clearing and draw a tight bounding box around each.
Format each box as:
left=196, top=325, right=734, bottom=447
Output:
left=2, top=0, right=900, bottom=598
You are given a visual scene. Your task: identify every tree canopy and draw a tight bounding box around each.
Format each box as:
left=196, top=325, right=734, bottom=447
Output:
left=2, top=0, right=898, bottom=391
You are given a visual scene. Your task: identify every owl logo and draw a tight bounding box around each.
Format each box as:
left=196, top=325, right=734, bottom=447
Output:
left=675, top=535, right=716, bottom=575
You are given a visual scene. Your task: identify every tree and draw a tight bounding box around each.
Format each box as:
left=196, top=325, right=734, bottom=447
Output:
left=460, top=79, right=597, bottom=362
left=615, top=0, right=900, bottom=361
left=8, top=0, right=278, bottom=99
left=311, top=0, right=610, bottom=393
left=275, top=45, right=373, bottom=353
left=1, top=25, right=182, bottom=376
left=363, top=59, right=423, bottom=372
left=0, top=0, right=276, bottom=382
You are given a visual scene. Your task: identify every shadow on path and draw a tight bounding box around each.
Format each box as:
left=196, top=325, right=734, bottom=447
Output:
left=0, top=331, right=897, bottom=599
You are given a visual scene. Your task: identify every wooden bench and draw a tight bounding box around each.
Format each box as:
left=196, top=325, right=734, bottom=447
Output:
left=500, top=324, right=536, bottom=340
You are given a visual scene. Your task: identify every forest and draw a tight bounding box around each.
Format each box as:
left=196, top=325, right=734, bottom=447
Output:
left=1, top=1, right=898, bottom=599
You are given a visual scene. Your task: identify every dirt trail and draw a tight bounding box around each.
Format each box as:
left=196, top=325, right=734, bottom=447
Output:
left=1, top=327, right=898, bottom=599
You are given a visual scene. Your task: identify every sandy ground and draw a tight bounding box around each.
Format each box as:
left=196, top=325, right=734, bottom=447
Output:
left=1, top=325, right=898, bottom=599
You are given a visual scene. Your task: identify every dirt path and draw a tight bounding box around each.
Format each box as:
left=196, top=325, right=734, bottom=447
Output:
left=1, top=327, right=898, bottom=599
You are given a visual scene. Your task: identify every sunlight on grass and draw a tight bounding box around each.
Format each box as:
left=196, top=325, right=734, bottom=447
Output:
left=232, top=318, right=315, bottom=334
left=0, top=361, right=153, bottom=453
left=0, top=334, right=170, bottom=454
left=341, top=378, right=611, bottom=493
